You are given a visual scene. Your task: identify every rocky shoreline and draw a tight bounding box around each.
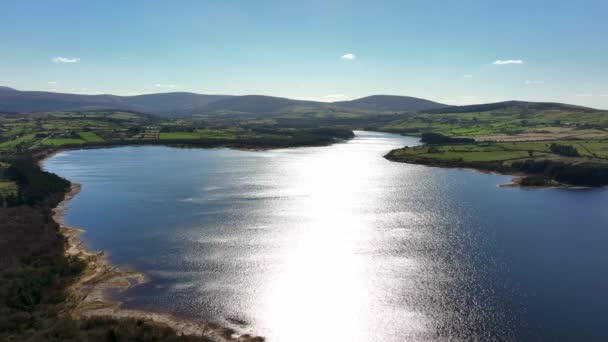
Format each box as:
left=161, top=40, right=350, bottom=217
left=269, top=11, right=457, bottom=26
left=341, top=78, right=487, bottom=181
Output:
left=52, top=184, right=264, bottom=342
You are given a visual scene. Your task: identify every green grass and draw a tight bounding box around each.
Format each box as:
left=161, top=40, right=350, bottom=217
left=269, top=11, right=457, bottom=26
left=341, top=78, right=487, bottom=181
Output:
left=390, top=140, right=608, bottom=167
left=77, top=131, right=104, bottom=142
left=379, top=108, right=608, bottom=140
left=0, top=181, right=17, bottom=197
left=159, top=132, right=201, bottom=140
left=42, top=138, right=86, bottom=146
left=0, top=134, right=36, bottom=151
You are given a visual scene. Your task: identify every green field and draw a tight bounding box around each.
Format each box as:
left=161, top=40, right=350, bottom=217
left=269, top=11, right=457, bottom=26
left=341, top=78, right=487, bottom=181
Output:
left=43, top=138, right=87, bottom=146
left=391, top=139, right=608, bottom=162
left=0, top=181, right=17, bottom=197
left=378, top=108, right=608, bottom=141
left=0, top=110, right=357, bottom=157
left=387, top=139, right=608, bottom=186
left=159, top=132, right=201, bottom=140
left=0, top=134, right=36, bottom=151
left=78, top=131, right=105, bottom=142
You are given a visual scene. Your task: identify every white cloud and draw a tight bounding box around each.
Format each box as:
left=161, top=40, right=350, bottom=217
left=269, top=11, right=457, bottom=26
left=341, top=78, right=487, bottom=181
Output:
left=463, top=74, right=473, bottom=80
left=524, top=80, right=544, bottom=84
left=52, top=56, right=80, bottom=63
left=341, top=53, right=355, bottom=60
left=47, top=81, right=57, bottom=85
left=155, top=84, right=177, bottom=88
left=493, top=59, right=524, bottom=65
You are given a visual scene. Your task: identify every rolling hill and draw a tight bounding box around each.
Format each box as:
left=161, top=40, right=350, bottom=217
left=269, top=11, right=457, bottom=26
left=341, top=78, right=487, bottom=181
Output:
left=0, top=87, right=452, bottom=117
left=10, top=87, right=596, bottom=118
left=334, top=95, right=448, bottom=112
left=423, top=100, right=597, bottom=114
left=0, top=87, right=232, bottom=116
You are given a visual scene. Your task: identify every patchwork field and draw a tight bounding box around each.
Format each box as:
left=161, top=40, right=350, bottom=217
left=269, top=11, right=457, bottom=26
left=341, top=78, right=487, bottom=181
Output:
left=379, top=107, right=608, bottom=142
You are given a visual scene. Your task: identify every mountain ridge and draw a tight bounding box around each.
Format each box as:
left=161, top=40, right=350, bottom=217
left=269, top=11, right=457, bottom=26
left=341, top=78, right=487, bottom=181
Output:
left=0, top=87, right=599, bottom=117
left=422, top=100, right=597, bottom=114
left=334, top=95, right=448, bottom=112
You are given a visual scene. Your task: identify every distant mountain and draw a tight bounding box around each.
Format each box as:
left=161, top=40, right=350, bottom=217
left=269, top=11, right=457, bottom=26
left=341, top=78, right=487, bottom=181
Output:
left=124, top=93, right=232, bottom=115
left=0, top=87, right=232, bottom=116
left=195, top=95, right=322, bottom=116
left=0, top=88, right=451, bottom=117
left=5, top=87, right=592, bottom=118
left=334, top=95, right=448, bottom=112
left=423, top=100, right=597, bottom=114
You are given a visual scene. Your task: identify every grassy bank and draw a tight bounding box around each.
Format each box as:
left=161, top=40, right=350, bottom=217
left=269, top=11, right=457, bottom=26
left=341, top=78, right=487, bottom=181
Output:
left=0, top=110, right=356, bottom=154
left=377, top=105, right=608, bottom=141
left=376, top=103, right=608, bottom=187
left=386, top=137, right=608, bottom=187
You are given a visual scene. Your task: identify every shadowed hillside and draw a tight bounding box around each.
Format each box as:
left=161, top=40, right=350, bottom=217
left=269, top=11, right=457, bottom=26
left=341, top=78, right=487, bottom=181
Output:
left=423, top=100, right=597, bottom=114
left=195, top=95, right=316, bottom=116
left=0, top=88, right=232, bottom=117
left=334, top=95, right=447, bottom=112
left=0, top=87, right=451, bottom=117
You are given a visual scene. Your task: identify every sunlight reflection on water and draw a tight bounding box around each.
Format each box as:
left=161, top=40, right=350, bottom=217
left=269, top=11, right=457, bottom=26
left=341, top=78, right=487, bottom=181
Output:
left=45, top=132, right=515, bottom=342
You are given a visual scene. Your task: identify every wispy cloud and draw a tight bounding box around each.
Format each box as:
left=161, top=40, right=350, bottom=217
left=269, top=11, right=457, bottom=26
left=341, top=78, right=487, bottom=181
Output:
left=463, top=74, right=473, bottom=80
left=155, top=84, right=177, bottom=88
left=341, top=53, right=355, bottom=60
left=52, top=56, right=80, bottom=63
left=493, top=59, right=524, bottom=65
left=47, top=81, right=57, bottom=85
left=524, top=80, right=544, bottom=85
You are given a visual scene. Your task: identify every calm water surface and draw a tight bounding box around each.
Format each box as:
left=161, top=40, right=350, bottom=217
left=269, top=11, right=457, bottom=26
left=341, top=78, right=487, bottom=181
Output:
left=45, top=131, right=608, bottom=341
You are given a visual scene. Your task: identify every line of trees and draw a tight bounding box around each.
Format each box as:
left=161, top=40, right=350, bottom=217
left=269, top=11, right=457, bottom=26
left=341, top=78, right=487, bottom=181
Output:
left=549, top=143, right=580, bottom=157
left=2, top=158, right=70, bottom=206
left=420, top=133, right=475, bottom=144
left=511, top=159, right=608, bottom=186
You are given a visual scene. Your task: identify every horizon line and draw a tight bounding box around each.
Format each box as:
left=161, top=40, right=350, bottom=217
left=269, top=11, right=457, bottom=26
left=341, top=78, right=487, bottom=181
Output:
left=1, top=85, right=603, bottom=110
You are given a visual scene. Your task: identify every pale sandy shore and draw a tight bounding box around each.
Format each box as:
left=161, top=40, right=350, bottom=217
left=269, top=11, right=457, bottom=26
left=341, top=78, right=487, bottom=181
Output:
left=53, top=183, right=264, bottom=342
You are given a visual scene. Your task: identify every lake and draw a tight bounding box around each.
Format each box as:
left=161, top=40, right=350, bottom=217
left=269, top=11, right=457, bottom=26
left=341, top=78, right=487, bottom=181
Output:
left=44, top=131, right=608, bottom=342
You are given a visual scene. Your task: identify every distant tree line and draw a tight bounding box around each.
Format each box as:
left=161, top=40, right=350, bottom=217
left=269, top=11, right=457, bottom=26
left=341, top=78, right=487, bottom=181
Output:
left=420, top=133, right=474, bottom=144
left=511, top=159, right=608, bottom=186
left=549, top=143, right=580, bottom=157
left=3, top=158, right=70, bottom=206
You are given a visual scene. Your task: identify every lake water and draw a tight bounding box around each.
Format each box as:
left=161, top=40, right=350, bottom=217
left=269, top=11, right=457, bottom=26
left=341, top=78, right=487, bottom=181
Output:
left=44, top=131, right=608, bottom=341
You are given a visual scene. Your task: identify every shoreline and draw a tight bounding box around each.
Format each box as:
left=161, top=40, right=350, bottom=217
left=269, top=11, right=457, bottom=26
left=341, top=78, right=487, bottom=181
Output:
left=34, top=134, right=355, bottom=168
left=51, top=182, right=264, bottom=342
left=34, top=134, right=357, bottom=341
left=383, top=151, right=594, bottom=189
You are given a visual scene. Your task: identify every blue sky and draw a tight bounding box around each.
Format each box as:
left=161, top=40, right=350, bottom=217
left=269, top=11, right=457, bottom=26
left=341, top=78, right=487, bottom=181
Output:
left=1, top=0, right=607, bottom=108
